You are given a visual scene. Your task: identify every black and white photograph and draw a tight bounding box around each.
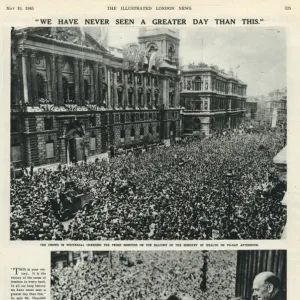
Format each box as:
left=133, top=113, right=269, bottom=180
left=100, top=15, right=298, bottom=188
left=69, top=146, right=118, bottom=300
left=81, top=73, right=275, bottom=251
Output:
left=51, top=250, right=287, bottom=300
left=10, top=26, right=287, bottom=240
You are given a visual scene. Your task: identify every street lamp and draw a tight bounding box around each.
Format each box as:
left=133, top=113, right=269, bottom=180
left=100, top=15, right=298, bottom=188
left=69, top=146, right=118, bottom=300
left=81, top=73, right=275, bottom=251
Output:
left=226, top=169, right=235, bottom=239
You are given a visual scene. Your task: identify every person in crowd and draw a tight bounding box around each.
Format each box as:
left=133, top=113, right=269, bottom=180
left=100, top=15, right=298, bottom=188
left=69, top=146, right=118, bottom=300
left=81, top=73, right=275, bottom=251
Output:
left=252, top=271, right=285, bottom=300
left=30, top=163, right=34, bottom=177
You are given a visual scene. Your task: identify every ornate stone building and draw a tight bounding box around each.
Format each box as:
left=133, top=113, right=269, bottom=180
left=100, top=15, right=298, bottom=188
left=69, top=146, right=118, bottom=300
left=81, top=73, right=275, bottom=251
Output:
left=180, top=63, right=247, bottom=136
left=11, top=27, right=181, bottom=168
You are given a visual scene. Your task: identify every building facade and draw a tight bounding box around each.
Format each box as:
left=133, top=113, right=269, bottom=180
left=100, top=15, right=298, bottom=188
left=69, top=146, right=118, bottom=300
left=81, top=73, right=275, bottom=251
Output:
left=180, top=63, right=247, bottom=136
left=11, top=27, right=181, bottom=168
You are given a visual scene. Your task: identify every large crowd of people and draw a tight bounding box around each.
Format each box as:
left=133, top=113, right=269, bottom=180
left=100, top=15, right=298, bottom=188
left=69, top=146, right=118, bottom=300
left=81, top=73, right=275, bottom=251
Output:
left=10, top=124, right=287, bottom=240
left=51, top=251, right=237, bottom=300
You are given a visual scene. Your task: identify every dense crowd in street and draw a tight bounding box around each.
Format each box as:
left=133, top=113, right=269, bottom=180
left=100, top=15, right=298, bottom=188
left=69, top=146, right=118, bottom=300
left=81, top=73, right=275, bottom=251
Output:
left=10, top=125, right=286, bottom=240
left=51, top=251, right=237, bottom=300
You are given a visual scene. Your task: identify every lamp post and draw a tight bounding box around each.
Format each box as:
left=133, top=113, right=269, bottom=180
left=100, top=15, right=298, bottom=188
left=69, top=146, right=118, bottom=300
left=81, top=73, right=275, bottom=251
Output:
left=226, top=170, right=235, bottom=239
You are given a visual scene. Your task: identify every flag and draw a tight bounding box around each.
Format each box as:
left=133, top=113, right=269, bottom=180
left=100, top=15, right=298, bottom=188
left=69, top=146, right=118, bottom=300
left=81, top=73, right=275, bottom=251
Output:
left=79, top=27, right=86, bottom=41
left=148, top=51, right=158, bottom=72
left=155, top=53, right=165, bottom=71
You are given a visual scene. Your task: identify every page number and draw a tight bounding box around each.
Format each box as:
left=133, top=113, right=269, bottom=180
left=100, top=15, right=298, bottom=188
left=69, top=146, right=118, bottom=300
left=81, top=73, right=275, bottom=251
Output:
left=285, top=6, right=291, bottom=10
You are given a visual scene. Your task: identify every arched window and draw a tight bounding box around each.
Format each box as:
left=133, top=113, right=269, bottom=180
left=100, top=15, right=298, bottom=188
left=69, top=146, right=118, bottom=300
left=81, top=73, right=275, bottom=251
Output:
left=84, top=79, right=89, bottom=102
left=117, top=86, right=123, bottom=107
left=102, top=83, right=107, bottom=105
left=169, top=90, right=175, bottom=107
left=168, top=45, right=175, bottom=60
left=138, top=88, right=143, bottom=107
left=117, top=70, right=122, bottom=83
left=154, top=91, right=159, bottom=108
left=37, top=73, right=46, bottom=99
left=147, top=89, right=151, bottom=108
left=194, top=76, right=203, bottom=91
left=128, top=87, right=134, bottom=107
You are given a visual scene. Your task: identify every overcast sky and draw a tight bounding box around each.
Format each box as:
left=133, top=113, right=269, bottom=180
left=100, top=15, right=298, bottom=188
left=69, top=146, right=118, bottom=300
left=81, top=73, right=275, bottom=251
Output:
left=107, top=27, right=286, bottom=97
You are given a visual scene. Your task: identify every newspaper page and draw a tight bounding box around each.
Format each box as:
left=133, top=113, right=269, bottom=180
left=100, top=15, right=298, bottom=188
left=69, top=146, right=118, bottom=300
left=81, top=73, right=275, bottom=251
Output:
left=1, top=0, right=299, bottom=299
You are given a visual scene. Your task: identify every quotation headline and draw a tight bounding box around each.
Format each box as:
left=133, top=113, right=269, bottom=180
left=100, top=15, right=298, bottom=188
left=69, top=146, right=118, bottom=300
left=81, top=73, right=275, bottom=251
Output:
left=37, top=18, right=265, bottom=26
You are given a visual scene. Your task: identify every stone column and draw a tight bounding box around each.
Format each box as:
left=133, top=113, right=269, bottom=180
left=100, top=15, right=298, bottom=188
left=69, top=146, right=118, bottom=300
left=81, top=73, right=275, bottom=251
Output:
left=50, top=54, right=57, bottom=105
left=20, top=50, right=29, bottom=104
left=25, top=52, right=32, bottom=104
left=93, top=63, right=99, bottom=105
left=151, top=77, right=155, bottom=109
left=124, top=71, right=128, bottom=108
left=90, top=62, right=94, bottom=103
left=175, top=78, right=180, bottom=108
left=56, top=55, right=63, bottom=105
left=113, top=70, right=118, bottom=108
left=162, top=78, right=167, bottom=107
left=73, top=58, right=80, bottom=105
left=134, top=74, right=138, bottom=109
left=29, top=51, right=38, bottom=105
left=79, top=59, right=85, bottom=105
left=98, top=63, right=103, bottom=106
left=162, top=39, right=167, bottom=55
left=143, top=75, right=147, bottom=109
left=107, top=67, right=112, bottom=109
left=46, top=57, right=52, bottom=102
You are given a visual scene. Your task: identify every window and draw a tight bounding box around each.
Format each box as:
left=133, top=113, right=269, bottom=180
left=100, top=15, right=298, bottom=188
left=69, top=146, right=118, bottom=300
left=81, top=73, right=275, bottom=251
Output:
left=46, top=141, right=54, bottom=158
left=63, top=77, right=69, bottom=103
left=147, top=91, right=151, bottom=108
left=154, top=92, right=159, bottom=108
left=120, top=128, right=126, bottom=140
left=128, top=89, right=133, bottom=107
left=44, top=118, right=53, bottom=130
left=137, top=74, right=142, bottom=85
left=120, top=114, right=125, bottom=123
left=140, top=126, right=144, bottom=136
left=149, top=125, right=153, bottom=134
left=11, top=119, right=20, bottom=133
left=168, top=45, right=175, bottom=60
left=90, top=137, right=96, bottom=151
left=128, top=72, right=133, bottom=84
left=131, top=127, right=135, bottom=140
left=140, top=113, right=144, bottom=121
left=11, top=145, right=21, bottom=162
left=118, top=90, right=123, bottom=107
left=117, top=70, right=122, bottom=83
left=37, top=73, right=46, bottom=99
left=89, top=116, right=96, bottom=127
left=169, top=92, right=175, bottom=107
left=84, top=79, right=89, bottom=101
left=149, top=113, right=152, bottom=120
left=146, top=75, right=150, bottom=85
left=131, top=113, right=135, bottom=123
left=138, top=93, right=142, bottom=107
left=156, top=125, right=160, bottom=134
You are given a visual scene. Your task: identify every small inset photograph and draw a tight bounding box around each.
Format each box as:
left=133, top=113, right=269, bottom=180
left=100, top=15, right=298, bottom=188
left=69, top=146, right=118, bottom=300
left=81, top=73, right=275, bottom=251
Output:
left=51, top=250, right=286, bottom=300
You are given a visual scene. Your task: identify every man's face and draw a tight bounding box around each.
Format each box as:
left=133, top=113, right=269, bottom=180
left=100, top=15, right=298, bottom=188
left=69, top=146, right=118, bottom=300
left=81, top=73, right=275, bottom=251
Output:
left=253, top=277, right=273, bottom=300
